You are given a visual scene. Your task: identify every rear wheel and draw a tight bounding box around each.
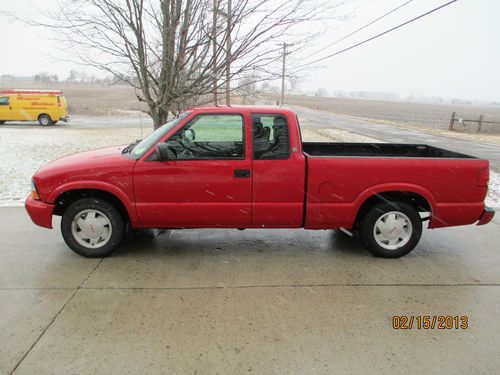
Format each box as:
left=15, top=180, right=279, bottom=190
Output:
left=61, top=198, right=125, bottom=258
left=38, top=114, right=53, bottom=126
left=360, top=202, right=422, bottom=258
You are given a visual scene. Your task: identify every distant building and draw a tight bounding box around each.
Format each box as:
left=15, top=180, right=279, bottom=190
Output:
left=0, top=75, right=34, bottom=83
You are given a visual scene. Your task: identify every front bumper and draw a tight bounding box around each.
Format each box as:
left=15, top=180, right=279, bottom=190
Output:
left=25, top=195, right=55, bottom=228
left=476, top=206, right=495, bottom=226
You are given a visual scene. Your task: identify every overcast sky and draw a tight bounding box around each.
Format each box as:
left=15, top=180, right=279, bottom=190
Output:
left=1, top=0, right=499, bottom=101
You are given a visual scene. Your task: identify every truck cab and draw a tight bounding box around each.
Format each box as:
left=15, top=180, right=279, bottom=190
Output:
left=132, top=107, right=306, bottom=229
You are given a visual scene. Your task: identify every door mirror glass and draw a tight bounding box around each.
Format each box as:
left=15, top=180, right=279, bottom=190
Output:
left=184, top=128, right=196, bottom=142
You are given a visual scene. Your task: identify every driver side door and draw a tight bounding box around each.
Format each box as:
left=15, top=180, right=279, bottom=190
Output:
left=133, top=113, right=252, bottom=228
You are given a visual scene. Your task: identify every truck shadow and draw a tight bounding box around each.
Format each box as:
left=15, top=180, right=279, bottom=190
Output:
left=116, top=228, right=367, bottom=259
left=329, top=230, right=366, bottom=256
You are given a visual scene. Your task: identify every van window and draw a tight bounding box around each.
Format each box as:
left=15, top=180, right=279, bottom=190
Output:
left=0, top=97, right=9, bottom=105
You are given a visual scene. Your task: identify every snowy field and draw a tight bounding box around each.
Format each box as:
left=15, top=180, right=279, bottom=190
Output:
left=0, top=118, right=499, bottom=208
left=0, top=124, right=143, bottom=205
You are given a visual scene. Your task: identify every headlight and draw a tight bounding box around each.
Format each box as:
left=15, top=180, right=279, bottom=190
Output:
left=31, top=179, right=40, bottom=200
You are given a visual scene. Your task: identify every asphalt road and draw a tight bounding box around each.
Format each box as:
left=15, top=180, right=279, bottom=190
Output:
left=294, top=106, right=500, bottom=172
left=1, top=207, right=499, bottom=374
left=0, top=114, right=152, bottom=129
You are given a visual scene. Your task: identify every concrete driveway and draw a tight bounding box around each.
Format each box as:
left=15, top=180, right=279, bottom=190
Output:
left=1, top=207, right=499, bottom=374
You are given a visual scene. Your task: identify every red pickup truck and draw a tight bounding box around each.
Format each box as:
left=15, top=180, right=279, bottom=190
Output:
left=25, top=106, right=494, bottom=258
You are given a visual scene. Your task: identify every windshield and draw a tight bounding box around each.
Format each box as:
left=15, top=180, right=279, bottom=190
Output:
left=129, top=112, right=190, bottom=159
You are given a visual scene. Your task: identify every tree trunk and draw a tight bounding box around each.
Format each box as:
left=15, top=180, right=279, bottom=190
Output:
left=153, top=106, right=171, bottom=130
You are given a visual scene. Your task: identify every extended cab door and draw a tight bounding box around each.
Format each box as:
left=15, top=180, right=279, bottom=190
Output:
left=251, top=112, right=306, bottom=227
left=133, top=112, right=252, bottom=228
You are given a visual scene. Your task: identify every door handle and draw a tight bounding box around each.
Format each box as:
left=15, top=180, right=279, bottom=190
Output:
left=234, top=169, right=250, bottom=178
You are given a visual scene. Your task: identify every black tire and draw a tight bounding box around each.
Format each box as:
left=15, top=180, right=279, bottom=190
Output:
left=359, top=202, right=422, bottom=258
left=61, top=198, right=125, bottom=258
left=38, top=114, right=53, bottom=126
left=52, top=121, right=58, bottom=125
left=0, top=120, right=5, bottom=124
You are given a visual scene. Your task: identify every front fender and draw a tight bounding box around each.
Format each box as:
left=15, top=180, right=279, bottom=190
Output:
left=46, top=180, right=141, bottom=227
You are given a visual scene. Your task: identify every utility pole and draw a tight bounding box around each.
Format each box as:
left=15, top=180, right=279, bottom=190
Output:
left=280, top=42, right=292, bottom=106
left=212, top=0, right=218, bottom=105
left=225, top=0, right=232, bottom=105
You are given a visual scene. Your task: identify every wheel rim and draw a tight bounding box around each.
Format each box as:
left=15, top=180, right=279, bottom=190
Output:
left=40, top=117, right=49, bottom=125
left=373, top=211, right=413, bottom=250
left=71, top=209, right=112, bottom=249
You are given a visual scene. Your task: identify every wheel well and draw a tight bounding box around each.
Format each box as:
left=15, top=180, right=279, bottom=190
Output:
left=38, top=113, right=50, bottom=119
left=53, top=189, right=129, bottom=223
left=354, top=191, right=432, bottom=228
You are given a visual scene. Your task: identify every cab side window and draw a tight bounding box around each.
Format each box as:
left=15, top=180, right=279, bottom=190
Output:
left=252, top=114, right=290, bottom=160
left=163, top=114, right=244, bottom=160
left=0, top=97, right=9, bottom=105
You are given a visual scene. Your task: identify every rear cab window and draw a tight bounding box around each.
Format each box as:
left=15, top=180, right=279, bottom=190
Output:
left=251, top=113, right=290, bottom=160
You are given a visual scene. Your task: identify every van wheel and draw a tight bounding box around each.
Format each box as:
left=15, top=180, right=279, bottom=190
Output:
left=360, top=202, right=422, bottom=258
left=61, top=198, right=125, bottom=258
left=0, top=121, right=5, bottom=124
left=38, top=114, right=53, bottom=126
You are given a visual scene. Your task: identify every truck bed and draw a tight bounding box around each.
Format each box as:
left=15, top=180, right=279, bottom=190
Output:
left=302, top=142, right=475, bottom=159
left=302, top=142, right=489, bottom=231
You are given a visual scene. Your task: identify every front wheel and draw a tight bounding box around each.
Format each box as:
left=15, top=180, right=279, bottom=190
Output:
left=360, top=202, right=422, bottom=258
left=61, top=198, right=125, bottom=257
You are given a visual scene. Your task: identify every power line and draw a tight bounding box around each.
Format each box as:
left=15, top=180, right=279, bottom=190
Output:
left=306, top=0, right=415, bottom=60
left=294, top=0, right=458, bottom=70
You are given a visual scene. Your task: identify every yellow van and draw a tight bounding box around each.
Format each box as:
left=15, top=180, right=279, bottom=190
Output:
left=0, top=89, right=70, bottom=125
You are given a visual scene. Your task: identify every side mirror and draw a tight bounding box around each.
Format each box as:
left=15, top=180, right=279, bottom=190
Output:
left=184, top=128, right=196, bottom=142
left=156, top=142, right=170, bottom=161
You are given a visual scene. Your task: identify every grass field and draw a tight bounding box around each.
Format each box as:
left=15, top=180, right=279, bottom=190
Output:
left=3, top=82, right=499, bottom=135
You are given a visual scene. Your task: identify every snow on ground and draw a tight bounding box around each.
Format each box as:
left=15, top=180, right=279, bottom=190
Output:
left=0, top=125, right=144, bottom=206
left=487, top=171, right=500, bottom=208
left=0, top=119, right=499, bottom=209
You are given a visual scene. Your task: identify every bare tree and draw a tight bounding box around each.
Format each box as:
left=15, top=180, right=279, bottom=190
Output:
left=16, top=0, right=342, bottom=128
